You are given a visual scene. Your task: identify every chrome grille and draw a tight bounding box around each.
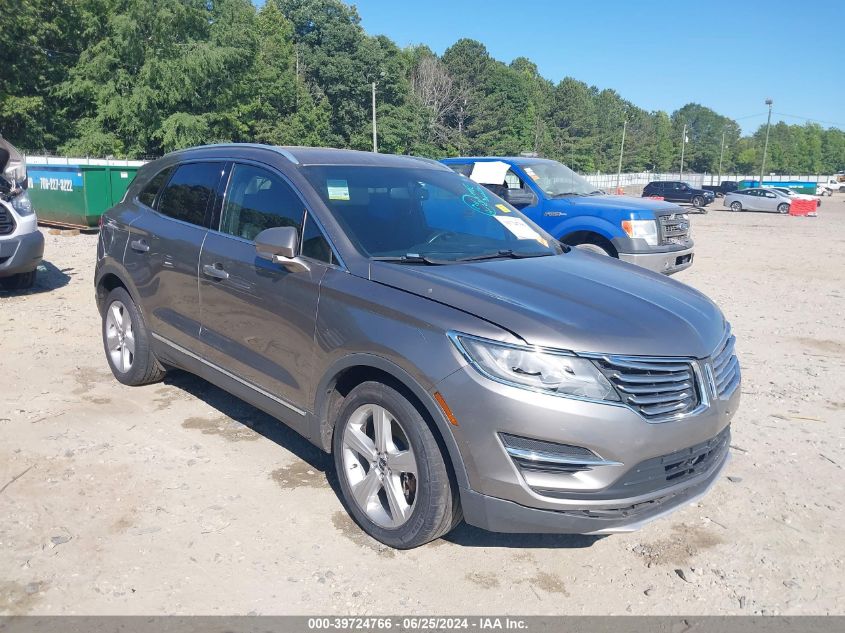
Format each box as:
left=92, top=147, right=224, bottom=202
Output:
left=658, top=214, right=690, bottom=245
left=596, top=356, right=700, bottom=422
left=0, top=205, right=14, bottom=235
left=710, top=327, right=740, bottom=398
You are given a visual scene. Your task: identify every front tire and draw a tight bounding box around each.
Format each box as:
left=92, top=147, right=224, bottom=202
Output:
left=102, top=287, right=165, bottom=386
left=730, top=201, right=742, bottom=212
left=692, top=195, right=704, bottom=207
left=333, top=381, right=460, bottom=549
left=778, top=203, right=790, bottom=214
left=0, top=269, right=36, bottom=290
left=573, top=242, right=612, bottom=257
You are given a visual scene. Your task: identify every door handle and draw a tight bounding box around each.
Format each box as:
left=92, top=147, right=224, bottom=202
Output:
left=202, top=263, right=229, bottom=280
left=130, top=239, right=149, bottom=253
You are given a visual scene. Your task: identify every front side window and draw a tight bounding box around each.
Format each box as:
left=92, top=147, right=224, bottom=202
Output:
left=303, top=165, right=561, bottom=262
left=158, top=162, right=223, bottom=226
left=301, top=213, right=334, bottom=264
left=220, top=164, right=304, bottom=242
left=520, top=161, right=601, bottom=197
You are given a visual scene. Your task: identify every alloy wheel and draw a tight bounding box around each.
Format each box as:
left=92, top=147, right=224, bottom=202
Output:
left=341, top=404, right=419, bottom=528
left=105, top=300, right=135, bottom=373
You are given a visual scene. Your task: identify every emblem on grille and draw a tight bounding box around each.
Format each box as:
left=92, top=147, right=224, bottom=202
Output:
left=703, top=362, right=717, bottom=396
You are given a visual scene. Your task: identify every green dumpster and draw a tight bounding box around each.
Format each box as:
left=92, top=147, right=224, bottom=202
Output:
left=27, top=161, right=144, bottom=228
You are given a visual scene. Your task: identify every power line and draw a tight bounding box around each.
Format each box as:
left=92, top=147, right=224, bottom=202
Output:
left=773, top=111, right=845, bottom=129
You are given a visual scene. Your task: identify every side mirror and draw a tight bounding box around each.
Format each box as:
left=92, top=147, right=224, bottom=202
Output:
left=503, top=188, right=536, bottom=209
left=255, top=226, right=309, bottom=273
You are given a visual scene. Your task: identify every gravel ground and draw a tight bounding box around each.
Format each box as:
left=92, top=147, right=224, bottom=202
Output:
left=1, top=195, right=843, bottom=615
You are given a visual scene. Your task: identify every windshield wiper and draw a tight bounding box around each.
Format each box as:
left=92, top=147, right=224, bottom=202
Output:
left=371, top=254, right=447, bottom=265
left=454, top=249, right=555, bottom=262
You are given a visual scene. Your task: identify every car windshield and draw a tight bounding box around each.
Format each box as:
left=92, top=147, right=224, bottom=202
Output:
left=520, top=161, right=600, bottom=197
left=303, top=165, right=562, bottom=262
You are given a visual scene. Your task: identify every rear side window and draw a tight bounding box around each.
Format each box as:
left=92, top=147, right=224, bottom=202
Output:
left=301, top=213, right=334, bottom=264
left=137, top=167, right=172, bottom=208
left=446, top=163, right=472, bottom=177
left=158, top=162, right=223, bottom=226
left=220, top=163, right=304, bottom=241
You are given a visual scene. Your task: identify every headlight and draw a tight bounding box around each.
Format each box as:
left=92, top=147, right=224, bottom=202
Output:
left=10, top=191, right=34, bottom=217
left=451, top=334, right=619, bottom=401
left=621, top=219, right=658, bottom=246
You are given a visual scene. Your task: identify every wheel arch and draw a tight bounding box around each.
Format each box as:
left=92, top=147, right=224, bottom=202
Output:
left=311, top=354, right=469, bottom=489
left=95, top=262, right=140, bottom=316
left=560, top=230, right=618, bottom=257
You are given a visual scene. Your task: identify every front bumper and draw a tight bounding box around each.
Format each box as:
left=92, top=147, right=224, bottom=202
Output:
left=435, top=361, right=739, bottom=535
left=619, top=246, right=694, bottom=275
left=0, top=230, right=44, bottom=277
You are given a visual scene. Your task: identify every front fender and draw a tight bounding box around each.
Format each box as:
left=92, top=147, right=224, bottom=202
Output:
left=552, top=216, right=621, bottom=242
left=310, top=352, right=470, bottom=489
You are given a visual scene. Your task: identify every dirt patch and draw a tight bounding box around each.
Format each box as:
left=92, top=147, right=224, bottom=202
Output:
left=270, top=463, right=327, bottom=489
left=72, top=366, right=111, bottom=396
left=0, top=580, right=48, bottom=615
left=631, top=524, right=724, bottom=567
left=182, top=416, right=259, bottom=442
left=465, top=572, right=500, bottom=589
left=794, top=337, right=845, bottom=356
left=331, top=511, right=395, bottom=558
left=527, top=572, right=569, bottom=596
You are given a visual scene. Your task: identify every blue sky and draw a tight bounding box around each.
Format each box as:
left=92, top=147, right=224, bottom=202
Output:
left=348, top=0, right=844, bottom=134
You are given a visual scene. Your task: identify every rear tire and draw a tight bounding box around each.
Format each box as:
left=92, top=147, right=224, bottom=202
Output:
left=332, top=381, right=461, bottom=549
left=777, top=203, right=790, bottom=214
left=730, top=201, right=742, bottom=212
left=102, top=287, right=165, bottom=386
left=0, top=269, right=36, bottom=290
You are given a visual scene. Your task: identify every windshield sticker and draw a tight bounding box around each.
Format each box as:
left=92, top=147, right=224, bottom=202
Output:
left=495, top=203, right=512, bottom=213
left=524, top=167, right=540, bottom=181
left=461, top=182, right=496, bottom=216
left=327, top=179, right=350, bottom=201
left=494, top=215, right=543, bottom=241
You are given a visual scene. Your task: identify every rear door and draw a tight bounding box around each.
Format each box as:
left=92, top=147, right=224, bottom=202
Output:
left=197, top=161, right=329, bottom=420
left=123, top=161, right=225, bottom=351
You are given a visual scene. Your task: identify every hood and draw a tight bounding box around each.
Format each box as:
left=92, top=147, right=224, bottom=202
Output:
left=370, top=251, right=726, bottom=359
left=548, top=194, right=684, bottom=217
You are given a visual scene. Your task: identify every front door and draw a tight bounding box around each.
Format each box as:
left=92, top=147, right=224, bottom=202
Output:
left=197, top=162, right=325, bottom=419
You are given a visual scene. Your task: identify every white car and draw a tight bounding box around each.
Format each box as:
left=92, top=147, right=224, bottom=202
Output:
left=0, top=137, right=43, bottom=290
left=724, top=187, right=793, bottom=214
left=772, top=187, right=820, bottom=207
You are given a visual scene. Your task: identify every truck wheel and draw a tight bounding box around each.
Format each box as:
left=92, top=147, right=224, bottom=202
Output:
left=0, top=270, right=37, bottom=290
left=692, top=195, right=704, bottom=207
left=574, top=242, right=611, bottom=257
left=333, top=381, right=461, bottom=549
left=102, top=287, right=166, bottom=386
left=730, top=201, right=742, bottom=212
left=777, top=203, right=790, bottom=214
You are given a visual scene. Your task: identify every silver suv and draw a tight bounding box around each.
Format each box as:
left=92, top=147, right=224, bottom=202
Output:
left=95, top=144, right=740, bottom=549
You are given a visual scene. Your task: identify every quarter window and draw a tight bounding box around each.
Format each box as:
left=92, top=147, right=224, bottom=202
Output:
left=137, top=167, right=173, bottom=208
left=220, top=164, right=304, bottom=242
left=158, top=162, right=223, bottom=226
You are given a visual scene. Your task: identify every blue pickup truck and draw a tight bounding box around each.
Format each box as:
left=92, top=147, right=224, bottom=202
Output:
left=441, top=157, right=694, bottom=275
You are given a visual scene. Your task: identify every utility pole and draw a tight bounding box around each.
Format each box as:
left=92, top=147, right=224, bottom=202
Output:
left=371, top=81, right=378, bottom=153
left=679, top=123, right=687, bottom=179
left=717, top=129, right=726, bottom=185
left=615, top=118, right=627, bottom=193
left=759, top=98, right=773, bottom=186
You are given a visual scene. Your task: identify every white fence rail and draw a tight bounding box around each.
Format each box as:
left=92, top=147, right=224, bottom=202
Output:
left=583, top=172, right=834, bottom=191
left=25, top=155, right=147, bottom=167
